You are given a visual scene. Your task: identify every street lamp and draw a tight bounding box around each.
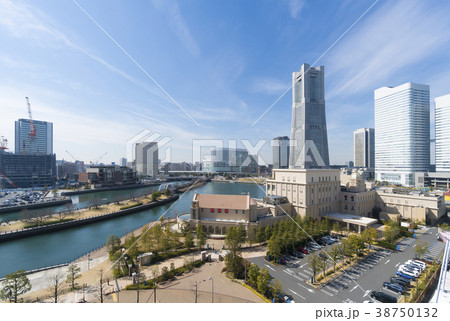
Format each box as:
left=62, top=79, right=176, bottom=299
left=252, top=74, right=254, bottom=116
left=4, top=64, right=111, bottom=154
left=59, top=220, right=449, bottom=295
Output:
left=209, top=277, right=214, bottom=303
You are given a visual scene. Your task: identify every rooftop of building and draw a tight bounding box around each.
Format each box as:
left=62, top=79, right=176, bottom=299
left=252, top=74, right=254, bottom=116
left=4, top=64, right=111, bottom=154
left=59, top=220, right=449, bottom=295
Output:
left=193, top=193, right=256, bottom=210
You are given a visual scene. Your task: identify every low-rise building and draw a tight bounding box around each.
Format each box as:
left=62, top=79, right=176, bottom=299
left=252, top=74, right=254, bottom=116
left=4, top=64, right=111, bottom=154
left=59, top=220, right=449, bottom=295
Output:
left=188, top=193, right=292, bottom=236
left=78, top=165, right=137, bottom=187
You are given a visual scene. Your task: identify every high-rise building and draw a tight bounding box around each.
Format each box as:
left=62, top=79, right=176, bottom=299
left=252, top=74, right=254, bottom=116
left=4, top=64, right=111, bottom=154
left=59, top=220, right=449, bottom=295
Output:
left=354, top=128, right=375, bottom=168
left=273, top=136, right=290, bottom=169
left=120, top=157, right=127, bottom=167
left=15, top=118, right=53, bottom=155
left=374, top=82, right=430, bottom=186
left=135, top=142, right=158, bottom=176
left=289, top=64, right=329, bottom=169
left=435, top=94, right=450, bottom=172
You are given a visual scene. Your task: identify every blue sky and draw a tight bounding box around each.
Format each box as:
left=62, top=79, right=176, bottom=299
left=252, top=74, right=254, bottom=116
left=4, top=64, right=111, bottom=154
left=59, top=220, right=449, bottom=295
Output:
left=1, top=0, right=450, bottom=165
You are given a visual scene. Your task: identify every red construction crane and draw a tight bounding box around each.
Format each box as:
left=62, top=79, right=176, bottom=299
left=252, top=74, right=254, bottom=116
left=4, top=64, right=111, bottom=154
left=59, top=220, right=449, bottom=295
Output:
left=25, top=97, right=36, bottom=153
left=0, top=171, right=17, bottom=189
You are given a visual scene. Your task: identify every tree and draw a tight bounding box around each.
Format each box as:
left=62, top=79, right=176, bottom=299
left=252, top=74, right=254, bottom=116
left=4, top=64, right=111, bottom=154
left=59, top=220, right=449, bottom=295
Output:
left=267, top=234, right=282, bottom=260
left=347, top=234, right=365, bottom=255
left=271, top=279, right=284, bottom=301
left=308, top=253, right=320, bottom=282
left=224, top=225, right=246, bottom=278
left=256, top=226, right=266, bottom=244
left=66, top=264, right=81, bottom=291
left=415, top=240, right=428, bottom=258
left=196, top=223, right=207, bottom=250
left=106, top=235, right=121, bottom=257
left=383, top=225, right=400, bottom=243
left=318, top=251, right=329, bottom=278
left=163, top=189, right=171, bottom=196
left=361, top=227, right=378, bottom=248
left=257, top=268, right=270, bottom=295
left=247, top=264, right=260, bottom=288
left=123, top=233, right=139, bottom=261
left=21, top=208, right=46, bottom=227
left=247, top=227, right=258, bottom=246
left=438, top=223, right=450, bottom=231
left=332, top=222, right=342, bottom=236
left=0, top=270, right=31, bottom=303
left=49, top=275, right=65, bottom=303
left=184, top=229, right=194, bottom=249
left=328, top=246, right=341, bottom=272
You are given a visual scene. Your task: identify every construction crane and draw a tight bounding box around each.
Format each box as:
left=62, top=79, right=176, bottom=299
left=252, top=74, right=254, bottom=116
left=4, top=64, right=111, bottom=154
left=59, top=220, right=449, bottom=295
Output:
left=25, top=97, right=37, bottom=153
left=91, top=152, right=107, bottom=165
left=66, top=150, right=81, bottom=162
left=0, top=171, right=17, bottom=189
left=0, top=136, right=7, bottom=150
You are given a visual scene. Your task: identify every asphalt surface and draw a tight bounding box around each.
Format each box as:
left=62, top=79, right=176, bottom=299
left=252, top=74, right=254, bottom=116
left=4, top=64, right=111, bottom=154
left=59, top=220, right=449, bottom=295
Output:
left=248, top=227, right=443, bottom=303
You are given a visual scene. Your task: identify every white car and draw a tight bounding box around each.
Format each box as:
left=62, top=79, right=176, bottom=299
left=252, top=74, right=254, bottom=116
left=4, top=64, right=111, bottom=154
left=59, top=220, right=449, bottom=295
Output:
left=398, top=266, right=420, bottom=278
left=412, top=260, right=427, bottom=269
left=405, top=260, right=424, bottom=271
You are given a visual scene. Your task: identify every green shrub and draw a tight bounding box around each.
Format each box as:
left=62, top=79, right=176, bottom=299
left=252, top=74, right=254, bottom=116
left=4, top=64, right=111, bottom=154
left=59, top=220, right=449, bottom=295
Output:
left=376, top=240, right=397, bottom=250
left=24, top=218, right=75, bottom=229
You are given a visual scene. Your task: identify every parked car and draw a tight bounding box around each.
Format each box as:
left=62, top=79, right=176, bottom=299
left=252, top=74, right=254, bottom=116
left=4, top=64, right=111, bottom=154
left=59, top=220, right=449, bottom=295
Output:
left=398, top=266, right=420, bottom=277
left=298, top=247, right=309, bottom=254
left=383, top=282, right=406, bottom=294
left=370, top=291, right=397, bottom=303
left=411, top=260, right=427, bottom=269
left=278, top=257, right=287, bottom=265
left=396, top=271, right=416, bottom=280
left=400, top=264, right=421, bottom=275
left=283, top=294, right=295, bottom=303
left=292, top=251, right=304, bottom=258
left=404, top=261, right=424, bottom=271
left=390, top=276, right=411, bottom=287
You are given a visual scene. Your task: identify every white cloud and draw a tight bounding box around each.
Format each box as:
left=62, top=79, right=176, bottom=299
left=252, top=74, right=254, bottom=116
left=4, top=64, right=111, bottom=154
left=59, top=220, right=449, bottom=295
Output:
left=152, top=0, right=200, bottom=57
left=288, top=0, right=306, bottom=18
left=252, top=77, right=290, bottom=95
left=326, top=0, right=450, bottom=99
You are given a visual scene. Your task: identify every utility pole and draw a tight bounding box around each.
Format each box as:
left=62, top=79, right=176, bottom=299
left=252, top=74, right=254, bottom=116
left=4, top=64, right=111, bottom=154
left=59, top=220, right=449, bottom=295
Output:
left=99, top=270, right=104, bottom=303
left=54, top=276, right=58, bottom=303
left=154, top=283, right=157, bottom=303
left=209, top=277, right=214, bottom=303
left=193, top=281, right=199, bottom=303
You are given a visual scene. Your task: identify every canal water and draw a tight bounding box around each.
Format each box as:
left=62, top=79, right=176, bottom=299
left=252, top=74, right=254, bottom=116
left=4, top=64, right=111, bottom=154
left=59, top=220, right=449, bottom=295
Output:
left=0, top=184, right=178, bottom=223
left=0, top=182, right=265, bottom=277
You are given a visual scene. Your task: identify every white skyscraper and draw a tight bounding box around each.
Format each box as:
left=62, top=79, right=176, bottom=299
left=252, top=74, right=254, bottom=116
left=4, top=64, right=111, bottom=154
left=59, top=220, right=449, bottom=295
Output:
left=435, top=94, right=450, bottom=172
left=374, top=82, right=430, bottom=186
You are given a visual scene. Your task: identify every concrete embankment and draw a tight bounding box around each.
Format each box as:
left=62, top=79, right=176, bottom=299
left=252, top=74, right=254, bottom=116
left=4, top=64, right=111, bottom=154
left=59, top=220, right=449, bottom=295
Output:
left=0, top=198, right=72, bottom=214
left=0, top=195, right=179, bottom=242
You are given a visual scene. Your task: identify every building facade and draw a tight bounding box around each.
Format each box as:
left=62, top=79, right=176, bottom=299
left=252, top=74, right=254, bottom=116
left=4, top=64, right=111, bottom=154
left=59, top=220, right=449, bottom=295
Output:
left=15, top=118, right=53, bottom=155
left=266, top=169, right=340, bottom=219
left=289, top=64, right=329, bottom=169
left=188, top=193, right=292, bottom=235
left=435, top=94, right=450, bottom=172
left=135, top=142, right=158, bottom=177
left=78, top=165, right=137, bottom=187
left=374, top=82, right=430, bottom=186
left=0, top=151, right=56, bottom=188
left=354, top=128, right=375, bottom=168
left=273, top=136, right=290, bottom=169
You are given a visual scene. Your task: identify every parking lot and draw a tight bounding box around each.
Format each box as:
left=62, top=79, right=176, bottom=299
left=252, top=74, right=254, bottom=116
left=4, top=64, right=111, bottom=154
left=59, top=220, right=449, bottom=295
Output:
left=247, top=227, right=444, bottom=303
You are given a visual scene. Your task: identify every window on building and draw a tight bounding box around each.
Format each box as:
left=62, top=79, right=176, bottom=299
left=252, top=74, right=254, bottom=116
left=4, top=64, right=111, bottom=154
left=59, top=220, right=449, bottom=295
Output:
left=312, top=177, right=314, bottom=182
left=242, top=210, right=245, bottom=214
left=351, top=206, right=354, bottom=210
left=225, top=209, right=228, bottom=213
left=211, top=208, right=215, bottom=213
left=345, top=205, right=347, bottom=209
left=351, top=196, right=354, bottom=201
left=293, top=177, right=296, bottom=182
left=344, top=195, right=347, bottom=200
left=218, top=209, right=222, bottom=213
left=235, top=210, right=238, bottom=214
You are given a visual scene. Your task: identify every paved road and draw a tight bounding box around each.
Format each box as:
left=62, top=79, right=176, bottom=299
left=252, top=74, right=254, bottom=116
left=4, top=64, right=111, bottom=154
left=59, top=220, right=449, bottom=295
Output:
left=248, top=227, right=443, bottom=303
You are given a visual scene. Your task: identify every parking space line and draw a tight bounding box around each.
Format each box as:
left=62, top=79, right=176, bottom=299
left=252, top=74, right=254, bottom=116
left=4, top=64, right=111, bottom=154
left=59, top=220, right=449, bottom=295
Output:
left=264, top=264, right=276, bottom=272
left=320, top=289, right=333, bottom=296
left=385, top=259, right=391, bottom=264
left=325, top=286, right=339, bottom=293
left=289, top=289, right=305, bottom=300
left=297, top=271, right=309, bottom=279
left=363, top=290, right=371, bottom=297
left=349, top=285, right=358, bottom=292
left=297, top=282, right=315, bottom=293
left=300, top=263, right=308, bottom=268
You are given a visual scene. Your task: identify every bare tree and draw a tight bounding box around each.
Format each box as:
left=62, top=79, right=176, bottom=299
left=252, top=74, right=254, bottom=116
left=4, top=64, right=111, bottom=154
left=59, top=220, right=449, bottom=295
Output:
left=192, top=281, right=200, bottom=303
left=49, top=275, right=65, bottom=303
left=21, top=209, right=46, bottom=228
left=66, top=264, right=81, bottom=290
left=97, top=270, right=105, bottom=303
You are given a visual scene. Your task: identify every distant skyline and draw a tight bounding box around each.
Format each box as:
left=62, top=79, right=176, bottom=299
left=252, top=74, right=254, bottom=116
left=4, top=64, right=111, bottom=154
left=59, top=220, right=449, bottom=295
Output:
left=1, top=0, right=450, bottom=165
